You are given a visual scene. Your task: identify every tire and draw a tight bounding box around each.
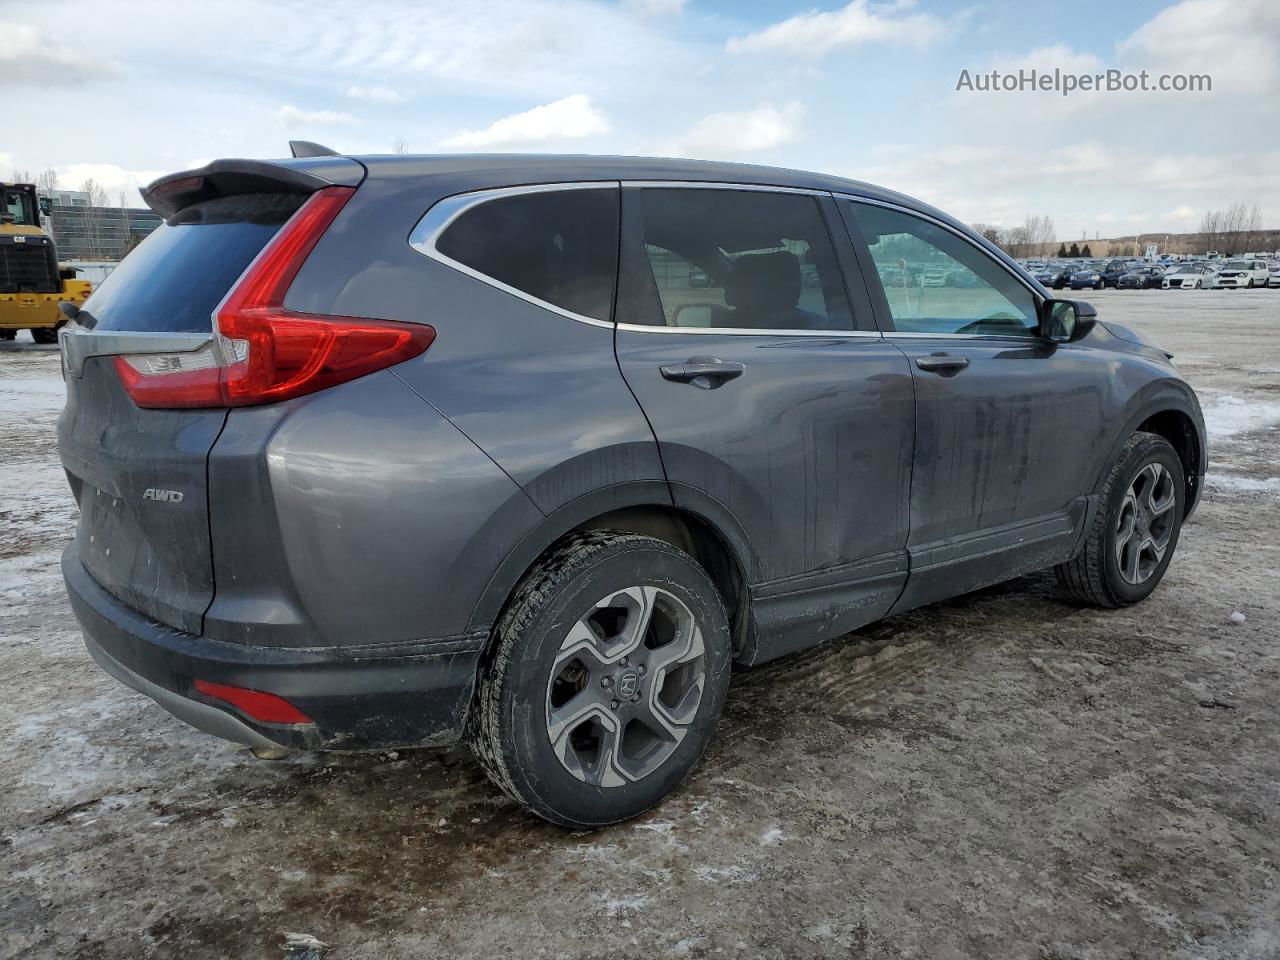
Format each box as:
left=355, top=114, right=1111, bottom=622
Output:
left=469, top=531, right=732, bottom=827
left=1055, top=432, right=1185, bottom=608
left=0, top=329, right=15, bottom=341
left=30, top=324, right=61, bottom=344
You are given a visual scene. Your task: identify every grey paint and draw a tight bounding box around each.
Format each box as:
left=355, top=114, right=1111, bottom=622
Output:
left=59, top=152, right=1208, bottom=752
left=204, top=370, right=544, bottom=648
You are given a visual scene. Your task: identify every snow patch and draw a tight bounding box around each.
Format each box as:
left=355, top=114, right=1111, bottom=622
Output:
left=1201, top=394, right=1280, bottom=440
left=1207, top=474, right=1280, bottom=494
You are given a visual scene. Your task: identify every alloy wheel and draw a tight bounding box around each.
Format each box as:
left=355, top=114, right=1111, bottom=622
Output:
left=1114, top=462, right=1177, bottom=585
left=545, top=586, right=706, bottom=788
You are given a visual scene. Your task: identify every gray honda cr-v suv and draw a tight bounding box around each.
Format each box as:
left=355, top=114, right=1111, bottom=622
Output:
left=58, top=145, right=1206, bottom=826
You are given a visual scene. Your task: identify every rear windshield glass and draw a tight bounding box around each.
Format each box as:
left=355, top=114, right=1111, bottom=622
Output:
left=78, top=193, right=304, bottom=333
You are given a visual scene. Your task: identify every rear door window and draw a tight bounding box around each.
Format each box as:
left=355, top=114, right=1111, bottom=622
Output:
left=622, top=188, right=852, bottom=331
left=434, top=187, right=619, bottom=322
left=81, top=193, right=304, bottom=333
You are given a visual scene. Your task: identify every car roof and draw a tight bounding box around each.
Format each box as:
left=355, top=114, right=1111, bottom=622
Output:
left=318, top=152, right=980, bottom=240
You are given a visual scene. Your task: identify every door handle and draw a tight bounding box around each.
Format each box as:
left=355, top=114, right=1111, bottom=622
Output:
left=915, top=355, right=970, bottom=373
left=660, top=358, right=745, bottom=388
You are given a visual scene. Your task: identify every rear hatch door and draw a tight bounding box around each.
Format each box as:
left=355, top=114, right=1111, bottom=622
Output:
left=57, top=159, right=363, bottom=634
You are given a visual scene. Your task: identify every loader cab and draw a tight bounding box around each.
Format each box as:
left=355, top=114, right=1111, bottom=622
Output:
left=2, top=183, right=40, bottom=228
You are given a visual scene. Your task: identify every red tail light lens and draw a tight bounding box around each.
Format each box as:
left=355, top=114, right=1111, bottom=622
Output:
left=116, top=186, right=435, bottom=409
left=193, top=679, right=313, bottom=726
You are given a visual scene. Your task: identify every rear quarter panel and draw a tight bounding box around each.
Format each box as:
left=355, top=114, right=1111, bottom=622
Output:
left=204, top=370, right=544, bottom=648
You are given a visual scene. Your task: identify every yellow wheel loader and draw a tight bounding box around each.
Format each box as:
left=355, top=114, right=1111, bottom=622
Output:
left=1, top=181, right=91, bottom=344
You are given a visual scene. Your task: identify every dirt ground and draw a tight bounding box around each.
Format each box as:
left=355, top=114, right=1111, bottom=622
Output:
left=2, top=289, right=1278, bottom=960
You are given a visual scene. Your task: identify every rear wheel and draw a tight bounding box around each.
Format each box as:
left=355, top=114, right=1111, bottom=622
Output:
left=30, top=323, right=62, bottom=344
left=470, top=531, right=732, bottom=827
left=1056, top=432, right=1185, bottom=607
left=0, top=329, right=15, bottom=341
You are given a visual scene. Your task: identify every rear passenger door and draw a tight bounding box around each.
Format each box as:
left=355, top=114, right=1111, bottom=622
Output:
left=838, top=198, right=1110, bottom=611
left=613, top=185, right=915, bottom=662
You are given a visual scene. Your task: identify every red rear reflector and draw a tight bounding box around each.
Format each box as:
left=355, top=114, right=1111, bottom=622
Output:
left=116, top=186, right=435, bottom=409
left=193, top=679, right=313, bottom=725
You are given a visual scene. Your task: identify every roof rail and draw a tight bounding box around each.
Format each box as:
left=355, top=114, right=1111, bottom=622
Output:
left=289, top=140, right=340, bottom=159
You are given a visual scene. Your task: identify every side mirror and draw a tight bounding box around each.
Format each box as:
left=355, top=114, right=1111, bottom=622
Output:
left=1040, top=298, right=1098, bottom=343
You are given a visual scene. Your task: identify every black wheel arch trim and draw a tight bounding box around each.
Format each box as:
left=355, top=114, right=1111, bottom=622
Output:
left=465, top=480, right=762, bottom=637
left=1094, top=380, right=1207, bottom=520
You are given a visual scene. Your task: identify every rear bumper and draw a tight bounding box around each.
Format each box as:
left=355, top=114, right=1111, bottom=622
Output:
left=63, top=543, right=483, bottom=751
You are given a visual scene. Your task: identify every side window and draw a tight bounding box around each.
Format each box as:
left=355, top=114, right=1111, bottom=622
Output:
left=628, top=189, right=852, bottom=331
left=435, top=187, right=618, bottom=322
left=844, top=201, right=1039, bottom=337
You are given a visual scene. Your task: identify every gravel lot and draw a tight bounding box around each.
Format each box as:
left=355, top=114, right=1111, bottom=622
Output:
left=2, top=289, right=1278, bottom=960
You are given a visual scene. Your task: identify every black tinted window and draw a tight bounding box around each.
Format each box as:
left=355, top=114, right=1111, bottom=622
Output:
left=81, top=193, right=303, bottom=333
left=436, top=188, right=618, bottom=322
left=626, top=189, right=851, bottom=330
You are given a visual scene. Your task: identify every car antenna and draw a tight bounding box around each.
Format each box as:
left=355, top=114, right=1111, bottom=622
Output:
left=289, top=140, right=340, bottom=158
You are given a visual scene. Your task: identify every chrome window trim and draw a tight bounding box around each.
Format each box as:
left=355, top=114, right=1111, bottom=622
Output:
left=833, top=192, right=1048, bottom=341
left=407, top=181, right=620, bottom=330
left=620, top=179, right=827, bottom=196
left=616, top=323, right=881, bottom=339
left=617, top=180, right=873, bottom=338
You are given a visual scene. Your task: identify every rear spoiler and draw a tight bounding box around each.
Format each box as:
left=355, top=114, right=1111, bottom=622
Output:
left=142, top=156, right=365, bottom=221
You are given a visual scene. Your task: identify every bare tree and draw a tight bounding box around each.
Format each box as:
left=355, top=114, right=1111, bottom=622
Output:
left=970, top=222, right=1003, bottom=248
left=1021, top=214, right=1056, bottom=257
left=9, top=167, right=34, bottom=184
left=37, top=168, right=59, bottom=195
left=392, top=136, right=408, bottom=155
left=80, top=178, right=110, bottom=260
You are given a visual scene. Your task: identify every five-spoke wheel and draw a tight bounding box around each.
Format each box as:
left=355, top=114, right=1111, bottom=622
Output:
left=471, top=532, right=731, bottom=827
left=1114, top=461, right=1177, bottom=585
left=546, top=586, right=706, bottom=788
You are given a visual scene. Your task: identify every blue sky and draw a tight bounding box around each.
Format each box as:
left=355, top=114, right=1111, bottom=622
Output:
left=4, top=0, right=1277, bottom=240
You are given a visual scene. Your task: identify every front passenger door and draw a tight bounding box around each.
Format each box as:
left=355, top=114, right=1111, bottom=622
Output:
left=839, top=199, right=1110, bottom=611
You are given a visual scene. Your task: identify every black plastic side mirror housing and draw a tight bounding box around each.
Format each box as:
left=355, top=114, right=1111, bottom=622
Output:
left=1040, top=298, right=1098, bottom=343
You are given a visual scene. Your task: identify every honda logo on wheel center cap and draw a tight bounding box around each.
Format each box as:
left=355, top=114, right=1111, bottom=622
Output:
left=617, top=670, right=640, bottom=699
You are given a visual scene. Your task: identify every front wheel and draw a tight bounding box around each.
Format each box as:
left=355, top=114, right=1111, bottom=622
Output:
left=1056, top=432, right=1185, bottom=607
left=470, top=532, right=732, bottom=827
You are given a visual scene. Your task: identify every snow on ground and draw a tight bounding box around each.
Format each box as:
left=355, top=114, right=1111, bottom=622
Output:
left=1200, top=393, right=1280, bottom=441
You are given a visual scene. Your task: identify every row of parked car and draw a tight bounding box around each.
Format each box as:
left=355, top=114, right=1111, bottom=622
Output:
left=1024, top=257, right=1280, bottom=291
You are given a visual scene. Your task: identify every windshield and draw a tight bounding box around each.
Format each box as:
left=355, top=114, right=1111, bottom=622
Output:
left=2, top=187, right=37, bottom=226
left=1224, top=260, right=1250, bottom=270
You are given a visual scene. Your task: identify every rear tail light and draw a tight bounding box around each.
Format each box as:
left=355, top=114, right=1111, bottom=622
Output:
left=193, top=679, right=313, bottom=725
left=116, top=186, right=435, bottom=409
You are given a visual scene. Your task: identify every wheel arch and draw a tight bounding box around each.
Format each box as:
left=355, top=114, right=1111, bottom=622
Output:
left=1096, top=383, right=1206, bottom=520
left=466, top=481, right=760, bottom=656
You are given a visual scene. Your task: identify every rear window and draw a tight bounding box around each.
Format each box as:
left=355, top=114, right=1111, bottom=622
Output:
left=435, top=187, right=618, bottom=322
left=79, top=193, right=304, bottom=333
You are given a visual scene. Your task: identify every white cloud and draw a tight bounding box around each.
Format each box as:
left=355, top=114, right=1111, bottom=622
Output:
left=664, top=105, right=801, bottom=159
left=625, top=0, right=686, bottom=15
left=0, top=19, right=118, bottom=85
left=346, top=84, right=405, bottom=104
left=276, top=105, right=358, bottom=128
left=1119, top=0, right=1280, bottom=94
left=440, top=94, right=608, bottom=149
left=728, top=0, right=947, bottom=57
